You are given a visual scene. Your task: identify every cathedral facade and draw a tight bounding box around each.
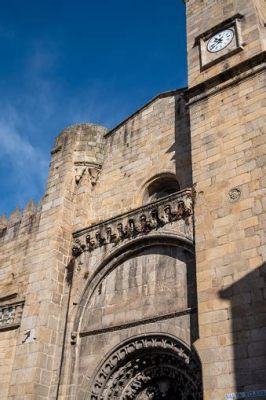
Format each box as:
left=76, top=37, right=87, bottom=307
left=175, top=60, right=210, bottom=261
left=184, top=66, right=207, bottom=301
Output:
left=0, top=1, right=265, bottom=399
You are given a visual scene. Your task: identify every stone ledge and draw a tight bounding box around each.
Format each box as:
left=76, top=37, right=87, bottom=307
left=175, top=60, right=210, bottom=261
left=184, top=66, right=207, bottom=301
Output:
left=79, top=307, right=196, bottom=338
left=187, top=51, right=266, bottom=105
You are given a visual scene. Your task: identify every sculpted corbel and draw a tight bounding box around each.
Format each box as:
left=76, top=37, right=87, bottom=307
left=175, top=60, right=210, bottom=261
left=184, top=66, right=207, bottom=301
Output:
left=75, top=165, right=86, bottom=184
left=88, top=167, right=101, bottom=186
left=74, top=162, right=102, bottom=186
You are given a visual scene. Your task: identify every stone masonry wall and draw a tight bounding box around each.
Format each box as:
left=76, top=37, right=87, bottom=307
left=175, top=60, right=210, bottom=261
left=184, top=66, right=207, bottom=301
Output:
left=186, top=0, right=265, bottom=87
left=0, top=203, right=40, bottom=399
left=55, top=91, right=195, bottom=398
left=0, top=90, right=193, bottom=399
left=188, top=50, right=265, bottom=400
left=0, top=124, right=107, bottom=399
left=74, top=91, right=191, bottom=230
left=186, top=1, right=266, bottom=398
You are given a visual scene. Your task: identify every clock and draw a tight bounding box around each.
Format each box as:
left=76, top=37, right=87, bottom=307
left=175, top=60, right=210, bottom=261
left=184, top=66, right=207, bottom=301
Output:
left=207, top=29, right=234, bottom=53
left=196, top=14, right=244, bottom=70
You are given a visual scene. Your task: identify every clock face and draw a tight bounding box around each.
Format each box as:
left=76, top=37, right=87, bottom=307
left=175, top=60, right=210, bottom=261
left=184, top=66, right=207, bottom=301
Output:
left=207, top=29, right=234, bottom=53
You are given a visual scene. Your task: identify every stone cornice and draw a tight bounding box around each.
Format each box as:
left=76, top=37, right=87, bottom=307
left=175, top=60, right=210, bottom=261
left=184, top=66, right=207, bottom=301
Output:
left=186, top=51, right=266, bottom=105
left=72, top=188, right=194, bottom=257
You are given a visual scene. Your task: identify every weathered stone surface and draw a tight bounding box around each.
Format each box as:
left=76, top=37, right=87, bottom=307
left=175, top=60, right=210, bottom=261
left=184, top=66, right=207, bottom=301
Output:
left=186, top=1, right=266, bottom=399
left=0, top=1, right=265, bottom=399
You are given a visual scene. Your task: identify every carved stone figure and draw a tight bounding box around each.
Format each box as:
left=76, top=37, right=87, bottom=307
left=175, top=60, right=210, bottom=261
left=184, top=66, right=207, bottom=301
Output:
left=88, top=167, right=101, bottom=186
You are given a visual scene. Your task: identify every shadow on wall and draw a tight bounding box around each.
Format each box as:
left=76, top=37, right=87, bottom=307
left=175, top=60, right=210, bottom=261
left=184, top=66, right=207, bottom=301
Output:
left=186, top=248, right=200, bottom=345
left=220, top=262, right=266, bottom=396
left=166, top=93, right=192, bottom=189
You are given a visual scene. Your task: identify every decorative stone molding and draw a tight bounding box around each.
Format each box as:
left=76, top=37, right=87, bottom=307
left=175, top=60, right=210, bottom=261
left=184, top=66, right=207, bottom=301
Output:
left=89, top=334, right=202, bottom=400
left=228, top=187, right=241, bottom=202
left=72, top=188, right=193, bottom=257
left=80, top=308, right=195, bottom=338
left=0, top=301, right=24, bottom=331
left=187, top=52, right=266, bottom=105
left=74, top=162, right=102, bottom=186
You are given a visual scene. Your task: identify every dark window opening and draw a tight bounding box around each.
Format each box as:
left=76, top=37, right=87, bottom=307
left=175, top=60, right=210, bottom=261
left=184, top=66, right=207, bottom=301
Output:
left=143, top=176, right=180, bottom=204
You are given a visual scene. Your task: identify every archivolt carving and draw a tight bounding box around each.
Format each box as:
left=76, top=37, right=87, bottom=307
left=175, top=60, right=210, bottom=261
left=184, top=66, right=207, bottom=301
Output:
left=89, top=334, right=202, bottom=400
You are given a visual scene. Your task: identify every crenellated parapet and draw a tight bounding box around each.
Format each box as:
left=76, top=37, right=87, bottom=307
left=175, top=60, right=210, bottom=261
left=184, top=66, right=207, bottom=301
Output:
left=72, top=188, right=194, bottom=257
left=0, top=199, right=40, bottom=241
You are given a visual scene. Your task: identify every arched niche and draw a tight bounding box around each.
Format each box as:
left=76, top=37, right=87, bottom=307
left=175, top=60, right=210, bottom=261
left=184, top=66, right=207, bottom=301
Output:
left=142, top=173, right=180, bottom=205
left=76, top=236, right=196, bottom=337
left=70, top=237, right=198, bottom=400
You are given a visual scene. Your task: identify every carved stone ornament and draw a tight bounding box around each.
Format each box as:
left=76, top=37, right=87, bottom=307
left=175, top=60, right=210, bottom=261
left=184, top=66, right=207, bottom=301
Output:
left=228, top=187, right=241, bottom=202
left=72, top=189, right=193, bottom=256
left=89, top=334, right=202, bottom=400
left=74, top=162, right=102, bottom=186
left=0, top=301, right=24, bottom=331
left=88, top=167, right=101, bottom=186
left=75, top=165, right=87, bottom=184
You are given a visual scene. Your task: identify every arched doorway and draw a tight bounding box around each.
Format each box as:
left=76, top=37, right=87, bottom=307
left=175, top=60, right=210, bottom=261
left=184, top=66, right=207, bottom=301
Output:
left=89, top=334, right=202, bottom=400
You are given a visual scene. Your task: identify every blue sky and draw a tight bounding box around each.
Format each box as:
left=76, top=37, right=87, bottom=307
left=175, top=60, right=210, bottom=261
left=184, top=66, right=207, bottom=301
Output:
left=0, top=0, right=187, bottom=216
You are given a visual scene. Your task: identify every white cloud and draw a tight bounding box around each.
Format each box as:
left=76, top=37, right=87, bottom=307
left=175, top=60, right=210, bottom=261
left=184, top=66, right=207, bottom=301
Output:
left=0, top=104, right=48, bottom=211
left=0, top=44, right=134, bottom=215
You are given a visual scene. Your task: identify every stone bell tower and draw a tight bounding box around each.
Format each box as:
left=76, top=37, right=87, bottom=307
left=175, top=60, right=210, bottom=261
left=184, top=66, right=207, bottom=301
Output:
left=185, top=0, right=266, bottom=399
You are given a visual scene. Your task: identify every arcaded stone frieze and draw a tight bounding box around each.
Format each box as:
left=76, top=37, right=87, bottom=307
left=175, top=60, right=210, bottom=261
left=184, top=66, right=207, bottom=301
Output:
left=72, top=188, right=194, bottom=257
left=0, top=300, right=24, bottom=331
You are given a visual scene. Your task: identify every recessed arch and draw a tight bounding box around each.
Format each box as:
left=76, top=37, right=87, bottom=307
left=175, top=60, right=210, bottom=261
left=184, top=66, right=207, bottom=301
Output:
left=142, top=173, right=180, bottom=205
left=69, top=235, right=198, bottom=400
left=73, top=233, right=194, bottom=334
left=87, top=333, right=203, bottom=400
